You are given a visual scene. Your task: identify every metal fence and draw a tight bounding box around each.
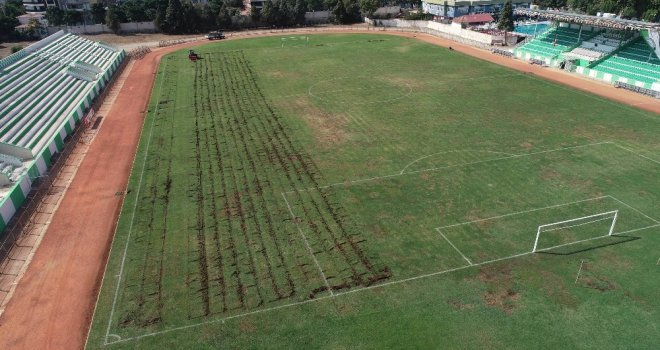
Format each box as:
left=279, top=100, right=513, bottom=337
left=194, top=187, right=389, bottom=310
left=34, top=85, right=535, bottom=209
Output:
left=615, top=81, right=660, bottom=98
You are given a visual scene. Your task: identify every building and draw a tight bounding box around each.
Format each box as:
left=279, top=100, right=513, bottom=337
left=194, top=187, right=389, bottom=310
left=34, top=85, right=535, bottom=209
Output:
left=22, top=0, right=95, bottom=13
left=512, top=9, right=660, bottom=92
left=422, top=0, right=530, bottom=19
left=22, top=0, right=58, bottom=13
left=453, top=13, right=494, bottom=26
left=0, top=31, right=125, bottom=233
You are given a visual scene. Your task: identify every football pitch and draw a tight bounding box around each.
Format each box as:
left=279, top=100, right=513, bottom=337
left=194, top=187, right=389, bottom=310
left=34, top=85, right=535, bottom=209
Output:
left=87, top=34, right=660, bottom=349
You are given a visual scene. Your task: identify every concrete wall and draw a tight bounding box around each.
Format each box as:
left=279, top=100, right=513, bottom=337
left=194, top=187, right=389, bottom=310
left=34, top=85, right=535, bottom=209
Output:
left=366, top=18, right=513, bottom=46
left=305, top=11, right=330, bottom=23
left=47, top=22, right=156, bottom=35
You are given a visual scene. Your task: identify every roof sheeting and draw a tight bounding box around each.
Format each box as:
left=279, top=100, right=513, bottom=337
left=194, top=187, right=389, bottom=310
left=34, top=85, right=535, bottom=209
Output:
left=515, top=9, right=660, bottom=31
left=0, top=31, right=122, bottom=158
left=454, top=13, right=495, bottom=23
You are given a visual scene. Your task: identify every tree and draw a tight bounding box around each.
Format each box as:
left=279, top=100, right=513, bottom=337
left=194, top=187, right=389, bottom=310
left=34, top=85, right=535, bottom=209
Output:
left=642, top=8, right=658, bottom=22
left=181, top=0, right=201, bottom=33
left=91, top=3, right=107, bottom=24
left=332, top=0, right=348, bottom=23
left=619, top=6, right=637, bottom=18
left=359, top=0, right=379, bottom=17
left=164, top=0, right=185, bottom=33
left=216, top=4, right=232, bottom=28
left=262, top=0, right=282, bottom=26
left=0, top=13, right=19, bottom=40
left=3, top=0, right=25, bottom=18
left=123, top=0, right=149, bottom=22
left=24, top=18, right=45, bottom=39
left=198, top=4, right=216, bottom=30
left=154, top=0, right=169, bottom=31
left=294, top=0, right=307, bottom=24
left=498, top=0, right=514, bottom=32
left=45, top=7, right=66, bottom=26
left=106, top=5, right=123, bottom=33
left=306, top=0, right=326, bottom=11
left=63, top=9, right=83, bottom=25
left=250, top=6, right=262, bottom=23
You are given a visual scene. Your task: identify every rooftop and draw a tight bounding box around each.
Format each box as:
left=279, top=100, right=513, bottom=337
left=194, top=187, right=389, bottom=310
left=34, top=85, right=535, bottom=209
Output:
left=454, top=13, right=495, bottom=23
left=424, top=0, right=530, bottom=6
left=0, top=32, right=121, bottom=160
left=515, top=9, right=660, bottom=30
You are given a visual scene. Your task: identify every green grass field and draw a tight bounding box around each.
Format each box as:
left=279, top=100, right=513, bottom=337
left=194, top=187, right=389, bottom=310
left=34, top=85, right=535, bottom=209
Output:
left=87, top=34, right=660, bottom=349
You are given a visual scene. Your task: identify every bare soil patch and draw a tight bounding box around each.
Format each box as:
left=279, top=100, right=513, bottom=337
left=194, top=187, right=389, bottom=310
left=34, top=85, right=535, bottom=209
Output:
left=476, top=264, right=521, bottom=314
left=281, top=97, right=349, bottom=148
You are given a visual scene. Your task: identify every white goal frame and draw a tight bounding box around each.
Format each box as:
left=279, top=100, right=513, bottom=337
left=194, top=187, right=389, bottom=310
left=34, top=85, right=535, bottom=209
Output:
left=532, top=210, right=619, bottom=253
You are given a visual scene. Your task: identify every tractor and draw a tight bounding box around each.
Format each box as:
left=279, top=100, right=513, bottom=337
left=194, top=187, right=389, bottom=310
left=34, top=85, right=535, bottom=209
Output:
left=188, top=49, right=200, bottom=62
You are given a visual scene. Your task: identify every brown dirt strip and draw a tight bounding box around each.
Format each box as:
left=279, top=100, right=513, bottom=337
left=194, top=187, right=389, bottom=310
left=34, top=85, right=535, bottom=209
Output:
left=0, top=27, right=656, bottom=350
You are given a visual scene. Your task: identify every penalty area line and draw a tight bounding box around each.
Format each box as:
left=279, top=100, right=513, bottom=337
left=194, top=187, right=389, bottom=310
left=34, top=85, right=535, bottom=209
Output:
left=436, top=228, right=473, bottom=265
left=606, top=195, right=660, bottom=224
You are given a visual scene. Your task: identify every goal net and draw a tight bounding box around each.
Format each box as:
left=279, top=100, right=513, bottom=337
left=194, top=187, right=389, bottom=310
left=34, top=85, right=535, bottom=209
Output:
left=532, top=210, right=618, bottom=253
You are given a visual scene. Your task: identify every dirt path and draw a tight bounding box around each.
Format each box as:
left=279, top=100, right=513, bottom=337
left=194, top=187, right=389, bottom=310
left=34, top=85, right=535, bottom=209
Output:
left=0, top=27, right=656, bottom=350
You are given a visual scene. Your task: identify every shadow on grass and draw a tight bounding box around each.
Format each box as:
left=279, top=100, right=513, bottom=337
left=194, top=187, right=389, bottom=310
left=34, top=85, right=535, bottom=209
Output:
left=537, top=235, right=640, bottom=256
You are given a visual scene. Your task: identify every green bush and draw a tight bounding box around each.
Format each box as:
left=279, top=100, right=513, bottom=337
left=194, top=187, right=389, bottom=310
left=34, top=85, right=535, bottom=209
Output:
left=404, top=12, right=433, bottom=20
left=11, top=45, right=23, bottom=53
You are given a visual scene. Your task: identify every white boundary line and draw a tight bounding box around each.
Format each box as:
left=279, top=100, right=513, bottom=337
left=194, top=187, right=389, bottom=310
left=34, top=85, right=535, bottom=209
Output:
left=104, top=61, right=169, bottom=344
left=607, top=195, right=660, bottom=224
left=281, top=192, right=334, bottom=296
left=284, top=141, right=613, bottom=194
left=611, top=142, right=660, bottom=166
left=106, top=294, right=334, bottom=345
left=436, top=228, right=473, bottom=265
left=399, top=149, right=517, bottom=175
left=102, top=223, right=660, bottom=346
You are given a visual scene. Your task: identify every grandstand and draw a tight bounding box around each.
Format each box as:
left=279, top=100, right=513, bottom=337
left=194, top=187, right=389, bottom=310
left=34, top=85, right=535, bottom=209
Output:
left=514, top=25, right=598, bottom=64
left=513, top=9, right=660, bottom=93
left=0, top=31, right=125, bottom=233
left=586, top=38, right=660, bottom=85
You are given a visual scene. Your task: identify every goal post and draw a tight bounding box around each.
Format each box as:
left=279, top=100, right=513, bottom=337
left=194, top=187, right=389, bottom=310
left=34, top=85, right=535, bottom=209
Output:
left=532, top=210, right=618, bottom=253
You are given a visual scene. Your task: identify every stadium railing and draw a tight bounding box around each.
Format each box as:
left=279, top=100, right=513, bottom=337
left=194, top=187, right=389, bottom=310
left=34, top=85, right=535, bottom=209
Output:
left=614, top=81, right=660, bottom=98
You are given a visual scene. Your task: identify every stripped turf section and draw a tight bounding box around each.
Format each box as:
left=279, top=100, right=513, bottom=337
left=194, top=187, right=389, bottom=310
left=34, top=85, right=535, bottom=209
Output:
left=109, top=48, right=391, bottom=334
left=88, top=34, right=660, bottom=349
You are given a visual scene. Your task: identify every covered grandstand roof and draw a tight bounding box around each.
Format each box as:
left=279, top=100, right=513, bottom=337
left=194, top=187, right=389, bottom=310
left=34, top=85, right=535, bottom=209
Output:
left=0, top=31, right=122, bottom=160
left=0, top=31, right=124, bottom=231
left=514, top=9, right=660, bottom=31
left=423, top=0, right=529, bottom=6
